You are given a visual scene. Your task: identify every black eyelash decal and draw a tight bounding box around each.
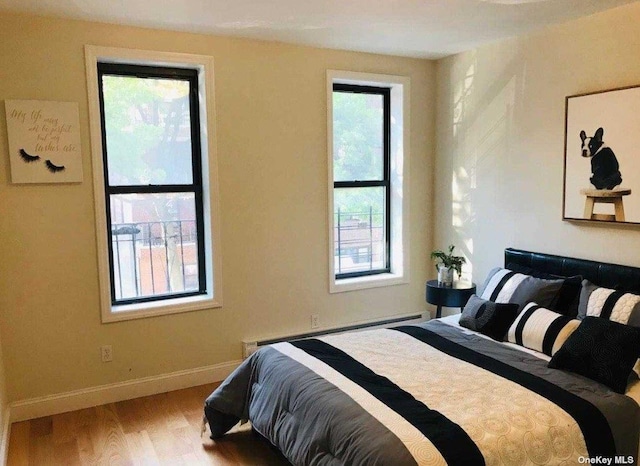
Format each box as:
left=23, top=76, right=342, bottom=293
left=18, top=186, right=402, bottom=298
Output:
left=19, top=148, right=40, bottom=163
left=45, top=160, right=66, bottom=173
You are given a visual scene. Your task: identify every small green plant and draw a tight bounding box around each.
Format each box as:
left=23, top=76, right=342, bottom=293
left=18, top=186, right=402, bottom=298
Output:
left=430, top=244, right=466, bottom=277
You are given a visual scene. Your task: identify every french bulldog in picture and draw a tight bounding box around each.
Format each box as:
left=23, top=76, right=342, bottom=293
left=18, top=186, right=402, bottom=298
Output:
left=580, top=127, right=623, bottom=190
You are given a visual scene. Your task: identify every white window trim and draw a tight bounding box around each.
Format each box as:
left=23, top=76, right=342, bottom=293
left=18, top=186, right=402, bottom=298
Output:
left=85, top=45, right=223, bottom=323
left=327, top=70, right=410, bottom=293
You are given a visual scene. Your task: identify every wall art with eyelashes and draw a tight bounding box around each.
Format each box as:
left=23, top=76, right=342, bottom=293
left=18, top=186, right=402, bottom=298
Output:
left=45, top=160, right=65, bottom=173
left=4, top=99, right=82, bottom=184
left=18, top=148, right=41, bottom=163
left=18, top=149, right=66, bottom=173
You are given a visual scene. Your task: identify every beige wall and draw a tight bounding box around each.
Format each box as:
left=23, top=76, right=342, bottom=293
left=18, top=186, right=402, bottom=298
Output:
left=0, top=13, right=435, bottom=401
left=435, top=3, right=640, bottom=289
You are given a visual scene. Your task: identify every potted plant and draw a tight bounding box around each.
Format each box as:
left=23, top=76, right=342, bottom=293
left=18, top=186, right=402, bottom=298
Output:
left=430, top=244, right=466, bottom=287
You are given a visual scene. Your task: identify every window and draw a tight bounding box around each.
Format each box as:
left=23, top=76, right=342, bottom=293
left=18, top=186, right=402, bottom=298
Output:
left=86, top=46, right=222, bottom=322
left=328, top=71, right=410, bottom=293
left=98, top=63, right=206, bottom=306
left=333, top=84, right=390, bottom=278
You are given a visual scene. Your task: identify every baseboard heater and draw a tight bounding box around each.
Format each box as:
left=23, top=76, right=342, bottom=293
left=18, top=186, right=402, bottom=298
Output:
left=242, top=313, right=423, bottom=358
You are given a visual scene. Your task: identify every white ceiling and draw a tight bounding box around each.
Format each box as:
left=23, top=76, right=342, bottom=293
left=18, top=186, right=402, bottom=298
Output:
left=0, top=0, right=635, bottom=58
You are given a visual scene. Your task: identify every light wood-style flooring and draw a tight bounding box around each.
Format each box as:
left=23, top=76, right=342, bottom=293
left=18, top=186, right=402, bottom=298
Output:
left=7, top=382, right=290, bottom=465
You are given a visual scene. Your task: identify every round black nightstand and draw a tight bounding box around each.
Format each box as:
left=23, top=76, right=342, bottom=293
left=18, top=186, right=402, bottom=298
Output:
left=426, top=280, right=476, bottom=319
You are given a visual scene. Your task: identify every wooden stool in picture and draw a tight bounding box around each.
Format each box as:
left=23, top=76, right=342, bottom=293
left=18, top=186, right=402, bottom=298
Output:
left=580, top=188, right=631, bottom=222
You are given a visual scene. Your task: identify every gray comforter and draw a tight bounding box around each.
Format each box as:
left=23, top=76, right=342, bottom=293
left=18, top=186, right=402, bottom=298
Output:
left=204, top=321, right=639, bottom=465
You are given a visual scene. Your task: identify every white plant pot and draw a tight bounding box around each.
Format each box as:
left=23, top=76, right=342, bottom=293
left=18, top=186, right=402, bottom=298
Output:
left=437, top=265, right=454, bottom=287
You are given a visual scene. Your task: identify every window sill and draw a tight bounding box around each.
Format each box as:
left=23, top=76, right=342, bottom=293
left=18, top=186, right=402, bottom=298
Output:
left=103, top=293, right=222, bottom=323
left=329, top=273, right=408, bottom=294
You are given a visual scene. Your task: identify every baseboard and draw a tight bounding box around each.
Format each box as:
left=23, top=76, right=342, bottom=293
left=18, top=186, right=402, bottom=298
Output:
left=1, top=407, right=10, bottom=466
left=9, top=359, right=241, bottom=423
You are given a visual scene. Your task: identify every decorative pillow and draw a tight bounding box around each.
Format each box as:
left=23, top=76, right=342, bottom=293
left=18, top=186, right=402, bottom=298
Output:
left=506, top=262, right=582, bottom=318
left=479, top=267, right=565, bottom=311
left=548, top=317, right=640, bottom=394
left=459, top=295, right=520, bottom=341
left=577, top=280, right=640, bottom=326
left=506, top=303, right=580, bottom=356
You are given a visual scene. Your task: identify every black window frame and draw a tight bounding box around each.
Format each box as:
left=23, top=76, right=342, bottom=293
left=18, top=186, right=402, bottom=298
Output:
left=97, top=62, right=207, bottom=306
left=333, top=83, right=391, bottom=279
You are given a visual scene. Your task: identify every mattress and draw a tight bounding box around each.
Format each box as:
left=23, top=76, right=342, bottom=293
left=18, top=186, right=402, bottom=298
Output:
left=205, top=318, right=640, bottom=465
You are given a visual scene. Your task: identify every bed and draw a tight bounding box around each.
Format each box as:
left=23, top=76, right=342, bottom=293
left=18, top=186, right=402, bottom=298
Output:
left=204, top=248, right=640, bottom=465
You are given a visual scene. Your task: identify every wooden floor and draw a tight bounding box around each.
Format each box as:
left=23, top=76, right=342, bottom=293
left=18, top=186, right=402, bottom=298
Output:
left=7, top=382, right=290, bottom=465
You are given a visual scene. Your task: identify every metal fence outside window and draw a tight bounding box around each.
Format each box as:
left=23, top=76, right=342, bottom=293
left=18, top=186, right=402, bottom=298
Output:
left=111, top=220, right=199, bottom=300
left=334, top=208, right=386, bottom=275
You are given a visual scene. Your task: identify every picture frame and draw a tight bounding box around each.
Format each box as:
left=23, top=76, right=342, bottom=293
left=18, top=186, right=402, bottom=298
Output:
left=4, top=99, right=83, bottom=184
left=563, top=84, right=640, bottom=225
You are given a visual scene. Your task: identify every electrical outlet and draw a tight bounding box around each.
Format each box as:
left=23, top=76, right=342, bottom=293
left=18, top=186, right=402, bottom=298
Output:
left=101, top=345, right=113, bottom=363
left=311, top=314, right=320, bottom=329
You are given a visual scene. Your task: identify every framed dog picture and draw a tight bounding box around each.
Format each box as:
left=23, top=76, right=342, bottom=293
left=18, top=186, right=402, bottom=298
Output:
left=563, top=85, right=640, bottom=225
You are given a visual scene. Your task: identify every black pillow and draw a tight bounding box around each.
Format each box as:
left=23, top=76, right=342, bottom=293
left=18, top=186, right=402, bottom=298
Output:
left=548, top=317, right=640, bottom=394
left=506, top=262, right=582, bottom=318
left=459, top=295, right=520, bottom=341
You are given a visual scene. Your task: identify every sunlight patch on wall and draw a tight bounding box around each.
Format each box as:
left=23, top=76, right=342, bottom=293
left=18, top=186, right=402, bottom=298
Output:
left=449, top=50, right=518, bottom=283
left=452, top=168, right=474, bottom=282
left=453, top=62, right=475, bottom=138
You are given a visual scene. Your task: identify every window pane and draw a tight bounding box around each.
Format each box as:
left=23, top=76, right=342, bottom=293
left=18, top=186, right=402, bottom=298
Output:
left=334, top=187, right=386, bottom=275
left=333, top=92, right=384, bottom=182
left=102, top=75, right=193, bottom=186
left=109, top=192, right=200, bottom=302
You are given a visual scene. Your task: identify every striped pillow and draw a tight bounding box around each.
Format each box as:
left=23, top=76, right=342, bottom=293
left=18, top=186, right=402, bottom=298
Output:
left=578, top=280, right=640, bottom=326
left=507, top=303, right=580, bottom=357
left=480, top=268, right=564, bottom=311
left=505, top=262, right=582, bottom=317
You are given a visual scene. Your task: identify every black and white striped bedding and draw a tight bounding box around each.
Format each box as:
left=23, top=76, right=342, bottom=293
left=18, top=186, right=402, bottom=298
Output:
left=204, top=320, right=639, bottom=465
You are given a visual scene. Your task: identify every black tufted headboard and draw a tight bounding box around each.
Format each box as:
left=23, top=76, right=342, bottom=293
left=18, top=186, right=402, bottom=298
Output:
left=505, top=248, right=640, bottom=294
